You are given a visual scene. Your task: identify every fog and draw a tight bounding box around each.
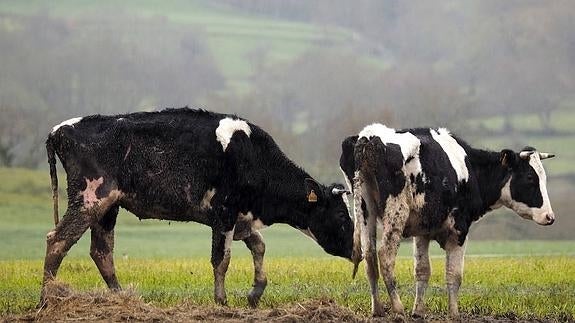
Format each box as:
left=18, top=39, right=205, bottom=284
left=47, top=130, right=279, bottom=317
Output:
left=0, top=1, right=573, bottom=239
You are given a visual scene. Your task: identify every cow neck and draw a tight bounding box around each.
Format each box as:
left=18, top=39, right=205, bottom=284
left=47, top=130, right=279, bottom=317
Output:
left=466, top=148, right=511, bottom=215
left=258, top=158, right=315, bottom=229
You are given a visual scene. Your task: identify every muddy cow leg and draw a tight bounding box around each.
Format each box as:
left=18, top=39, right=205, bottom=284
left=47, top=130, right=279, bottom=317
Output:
left=412, top=236, right=431, bottom=317
left=211, top=225, right=235, bottom=305
left=362, top=197, right=386, bottom=317
left=90, top=205, right=121, bottom=291
left=378, top=221, right=406, bottom=315
left=445, top=238, right=466, bottom=318
left=41, top=206, right=92, bottom=303
left=243, top=231, right=267, bottom=308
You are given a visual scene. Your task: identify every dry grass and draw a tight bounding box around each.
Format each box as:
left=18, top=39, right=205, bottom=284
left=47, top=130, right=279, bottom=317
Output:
left=9, top=281, right=361, bottom=322
left=4, top=281, right=562, bottom=322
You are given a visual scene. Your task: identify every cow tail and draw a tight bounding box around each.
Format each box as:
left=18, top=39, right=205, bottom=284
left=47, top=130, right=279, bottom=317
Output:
left=351, top=171, right=364, bottom=279
left=46, top=136, right=59, bottom=226
left=350, top=137, right=374, bottom=279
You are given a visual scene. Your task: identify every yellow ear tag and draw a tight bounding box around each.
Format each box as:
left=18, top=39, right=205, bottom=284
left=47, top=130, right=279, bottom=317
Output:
left=308, top=190, right=318, bottom=203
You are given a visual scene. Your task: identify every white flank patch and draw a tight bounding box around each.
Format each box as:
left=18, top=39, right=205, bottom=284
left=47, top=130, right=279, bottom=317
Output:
left=51, top=117, right=82, bottom=133
left=200, top=188, right=216, bottom=210
left=215, top=117, right=252, bottom=151
left=358, top=123, right=420, bottom=161
left=80, top=177, right=104, bottom=209
left=430, top=128, right=469, bottom=182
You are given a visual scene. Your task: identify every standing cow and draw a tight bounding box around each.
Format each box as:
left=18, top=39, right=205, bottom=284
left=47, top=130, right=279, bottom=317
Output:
left=42, top=108, right=353, bottom=307
left=340, top=124, right=555, bottom=318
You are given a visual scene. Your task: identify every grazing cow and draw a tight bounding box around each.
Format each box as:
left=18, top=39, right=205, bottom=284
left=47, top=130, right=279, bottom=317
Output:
left=340, top=124, right=555, bottom=318
left=42, top=108, right=353, bottom=307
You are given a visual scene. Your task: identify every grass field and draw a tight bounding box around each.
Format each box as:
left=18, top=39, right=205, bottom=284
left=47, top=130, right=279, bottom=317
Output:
left=1, top=167, right=574, bottom=319
left=2, top=257, right=574, bottom=319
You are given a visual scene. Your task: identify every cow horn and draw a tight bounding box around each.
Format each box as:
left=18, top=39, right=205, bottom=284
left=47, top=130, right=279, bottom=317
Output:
left=519, top=150, right=535, bottom=159
left=331, top=187, right=350, bottom=195
left=539, top=152, right=555, bottom=160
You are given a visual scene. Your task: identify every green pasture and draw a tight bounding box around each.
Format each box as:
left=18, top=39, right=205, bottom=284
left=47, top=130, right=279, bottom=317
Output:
left=1, top=167, right=575, bottom=319
left=1, top=257, right=574, bottom=319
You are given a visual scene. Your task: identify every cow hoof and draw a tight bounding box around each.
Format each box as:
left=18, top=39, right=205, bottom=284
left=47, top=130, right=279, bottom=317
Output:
left=247, top=292, right=260, bottom=308
left=215, top=296, right=228, bottom=306
left=449, top=312, right=461, bottom=321
left=371, top=303, right=386, bottom=317
left=392, top=303, right=405, bottom=315
left=411, top=309, right=426, bottom=319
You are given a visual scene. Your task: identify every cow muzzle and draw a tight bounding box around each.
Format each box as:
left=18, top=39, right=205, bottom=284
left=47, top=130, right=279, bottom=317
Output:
left=534, top=212, right=555, bottom=226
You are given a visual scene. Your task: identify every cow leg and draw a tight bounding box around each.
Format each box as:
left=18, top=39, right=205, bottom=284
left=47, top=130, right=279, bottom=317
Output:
left=378, top=222, right=405, bottom=315
left=90, top=205, right=121, bottom=290
left=412, top=236, right=431, bottom=318
left=211, top=226, right=234, bottom=305
left=243, top=231, right=267, bottom=308
left=362, top=199, right=385, bottom=316
left=41, top=207, right=92, bottom=303
left=445, top=239, right=466, bottom=318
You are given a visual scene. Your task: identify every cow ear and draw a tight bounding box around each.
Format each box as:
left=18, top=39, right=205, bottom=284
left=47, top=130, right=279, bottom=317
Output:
left=304, top=178, right=323, bottom=203
left=500, top=149, right=517, bottom=168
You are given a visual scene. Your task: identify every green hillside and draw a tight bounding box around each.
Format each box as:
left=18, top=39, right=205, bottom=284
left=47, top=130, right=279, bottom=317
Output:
left=0, top=0, right=352, bottom=92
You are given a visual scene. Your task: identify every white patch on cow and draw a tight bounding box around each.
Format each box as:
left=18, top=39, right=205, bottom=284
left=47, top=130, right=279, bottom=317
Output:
left=299, top=228, right=318, bottom=242
left=79, top=177, right=124, bottom=211
left=529, top=153, right=553, bottom=222
left=224, top=227, right=235, bottom=251
left=200, top=188, right=216, bottom=210
left=252, top=219, right=268, bottom=231
left=51, top=117, right=82, bottom=133
left=497, top=154, right=554, bottom=224
left=410, top=190, right=426, bottom=211
left=81, top=177, right=104, bottom=209
left=358, top=123, right=420, bottom=161
left=404, top=151, right=423, bottom=178
left=215, top=117, right=252, bottom=151
left=430, top=128, right=469, bottom=182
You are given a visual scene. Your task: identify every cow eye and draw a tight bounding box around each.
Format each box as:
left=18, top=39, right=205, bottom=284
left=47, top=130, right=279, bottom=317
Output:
left=526, top=174, right=534, bottom=182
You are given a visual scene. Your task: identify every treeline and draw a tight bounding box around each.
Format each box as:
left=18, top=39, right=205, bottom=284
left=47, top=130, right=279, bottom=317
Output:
left=0, top=12, right=223, bottom=167
left=1, top=1, right=574, bottom=173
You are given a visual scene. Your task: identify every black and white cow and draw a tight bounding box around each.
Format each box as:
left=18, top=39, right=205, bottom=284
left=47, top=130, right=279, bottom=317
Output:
left=340, top=124, right=555, bottom=318
left=42, top=108, right=353, bottom=307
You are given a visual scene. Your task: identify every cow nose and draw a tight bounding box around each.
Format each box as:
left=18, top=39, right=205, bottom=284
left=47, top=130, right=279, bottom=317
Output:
left=545, top=213, right=555, bottom=225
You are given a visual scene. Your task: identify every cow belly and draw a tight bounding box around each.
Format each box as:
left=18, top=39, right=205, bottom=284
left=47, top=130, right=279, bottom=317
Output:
left=119, top=194, right=213, bottom=225
left=402, top=214, right=426, bottom=237
left=402, top=210, right=449, bottom=238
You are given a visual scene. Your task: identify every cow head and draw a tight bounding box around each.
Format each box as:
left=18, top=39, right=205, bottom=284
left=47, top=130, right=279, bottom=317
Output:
left=304, top=178, right=353, bottom=259
left=499, top=147, right=555, bottom=225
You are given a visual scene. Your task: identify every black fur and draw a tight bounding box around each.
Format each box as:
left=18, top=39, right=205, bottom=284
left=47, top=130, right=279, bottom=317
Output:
left=45, top=108, right=353, bottom=306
